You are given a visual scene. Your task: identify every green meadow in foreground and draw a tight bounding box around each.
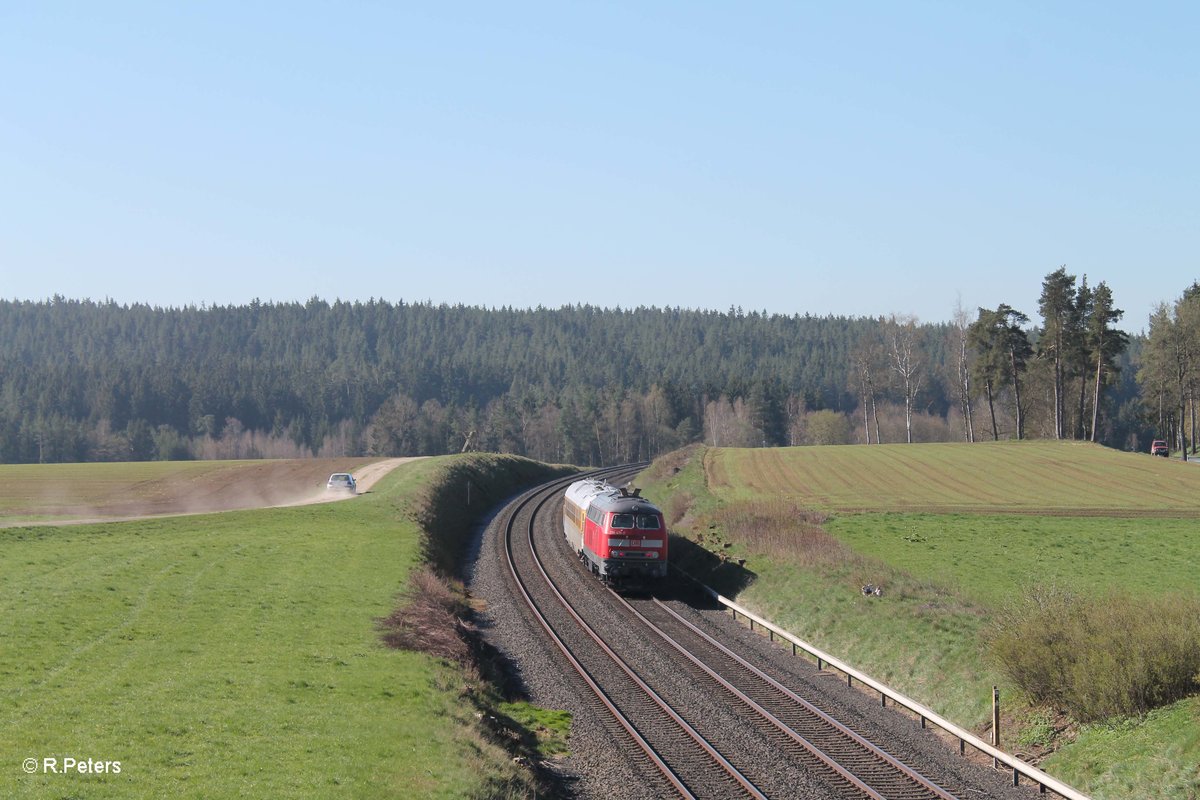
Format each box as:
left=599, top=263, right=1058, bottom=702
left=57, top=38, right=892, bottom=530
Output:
left=1047, top=697, right=1200, bottom=798
left=0, top=458, right=525, bottom=799
left=638, top=442, right=1200, bottom=800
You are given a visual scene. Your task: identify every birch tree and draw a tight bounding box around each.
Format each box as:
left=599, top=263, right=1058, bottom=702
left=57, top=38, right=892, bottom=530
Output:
left=886, top=314, right=923, bottom=444
left=850, top=329, right=884, bottom=444
left=952, top=300, right=975, bottom=442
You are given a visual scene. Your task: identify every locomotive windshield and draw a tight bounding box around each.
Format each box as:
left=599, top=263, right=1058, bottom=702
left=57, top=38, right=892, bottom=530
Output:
left=611, top=513, right=660, bottom=530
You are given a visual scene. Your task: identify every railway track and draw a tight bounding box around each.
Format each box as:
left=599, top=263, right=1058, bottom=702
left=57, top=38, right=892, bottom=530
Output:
left=499, top=468, right=1034, bottom=799
left=503, top=467, right=764, bottom=798
left=621, top=595, right=965, bottom=800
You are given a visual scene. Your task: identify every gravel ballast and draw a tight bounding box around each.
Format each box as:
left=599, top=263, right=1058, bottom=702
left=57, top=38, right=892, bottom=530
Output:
left=466, top=481, right=1044, bottom=799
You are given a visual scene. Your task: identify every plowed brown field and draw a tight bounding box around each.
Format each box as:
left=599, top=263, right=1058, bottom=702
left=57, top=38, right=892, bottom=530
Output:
left=0, top=457, right=417, bottom=526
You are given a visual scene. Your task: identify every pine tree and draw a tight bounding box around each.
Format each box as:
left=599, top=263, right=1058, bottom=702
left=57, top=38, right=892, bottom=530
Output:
left=1038, top=267, right=1077, bottom=440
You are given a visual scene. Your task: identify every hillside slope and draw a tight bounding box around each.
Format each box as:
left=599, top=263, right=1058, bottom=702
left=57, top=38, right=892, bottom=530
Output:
left=703, top=440, right=1200, bottom=514
left=638, top=441, right=1200, bottom=800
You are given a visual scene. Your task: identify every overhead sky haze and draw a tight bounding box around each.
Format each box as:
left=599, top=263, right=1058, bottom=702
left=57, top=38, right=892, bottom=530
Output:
left=2, top=2, right=1196, bottom=329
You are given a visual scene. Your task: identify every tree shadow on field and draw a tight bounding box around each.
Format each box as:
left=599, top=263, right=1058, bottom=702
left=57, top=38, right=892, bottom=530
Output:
left=665, top=533, right=756, bottom=605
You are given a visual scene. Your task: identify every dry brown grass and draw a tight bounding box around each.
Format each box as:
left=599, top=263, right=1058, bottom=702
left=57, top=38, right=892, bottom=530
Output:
left=665, top=491, right=694, bottom=527
left=711, top=498, right=848, bottom=567
left=378, top=566, right=474, bottom=665
left=704, top=497, right=979, bottom=609
left=640, top=443, right=700, bottom=484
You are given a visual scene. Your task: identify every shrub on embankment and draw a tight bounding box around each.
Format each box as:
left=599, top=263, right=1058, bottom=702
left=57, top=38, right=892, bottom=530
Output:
left=409, top=453, right=577, bottom=577
left=378, top=453, right=574, bottom=660
left=639, top=443, right=1200, bottom=799
left=376, top=454, right=578, bottom=797
left=989, top=586, right=1200, bottom=722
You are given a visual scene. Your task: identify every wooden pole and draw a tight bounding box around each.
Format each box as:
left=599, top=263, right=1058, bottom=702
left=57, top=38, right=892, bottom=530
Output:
left=992, top=686, right=1000, bottom=768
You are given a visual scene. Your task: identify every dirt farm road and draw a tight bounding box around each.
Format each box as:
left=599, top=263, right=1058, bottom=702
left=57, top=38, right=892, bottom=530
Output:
left=1, top=457, right=422, bottom=528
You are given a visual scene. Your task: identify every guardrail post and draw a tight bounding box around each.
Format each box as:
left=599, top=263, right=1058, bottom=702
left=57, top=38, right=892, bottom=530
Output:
left=695, top=584, right=1090, bottom=800
left=992, top=686, right=1000, bottom=769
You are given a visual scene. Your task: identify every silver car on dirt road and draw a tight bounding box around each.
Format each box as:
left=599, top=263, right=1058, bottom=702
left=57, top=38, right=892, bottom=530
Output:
left=326, top=473, right=357, bottom=494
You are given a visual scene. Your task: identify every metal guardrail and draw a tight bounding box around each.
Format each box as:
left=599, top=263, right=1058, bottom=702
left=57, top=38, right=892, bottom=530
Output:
left=695, top=583, right=1092, bottom=800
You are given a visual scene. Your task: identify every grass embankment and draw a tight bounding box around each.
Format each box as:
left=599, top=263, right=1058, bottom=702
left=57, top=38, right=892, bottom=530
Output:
left=1, top=454, right=572, bottom=799
left=637, top=442, right=1200, bottom=800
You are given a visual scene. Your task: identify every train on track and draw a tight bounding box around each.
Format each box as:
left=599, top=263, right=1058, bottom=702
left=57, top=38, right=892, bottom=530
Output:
left=562, top=478, right=668, bottom=585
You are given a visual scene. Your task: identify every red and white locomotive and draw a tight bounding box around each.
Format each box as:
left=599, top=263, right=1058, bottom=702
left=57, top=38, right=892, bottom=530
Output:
left=562, top=479, right=668, bottom=583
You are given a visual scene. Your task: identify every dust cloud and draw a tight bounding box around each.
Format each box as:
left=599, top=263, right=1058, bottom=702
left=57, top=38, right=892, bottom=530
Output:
left=1, top=458, right=419, bottom=528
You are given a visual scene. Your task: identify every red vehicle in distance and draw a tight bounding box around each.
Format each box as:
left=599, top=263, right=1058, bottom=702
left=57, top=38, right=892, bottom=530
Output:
left=1151, top=439, right=1169, bottom=457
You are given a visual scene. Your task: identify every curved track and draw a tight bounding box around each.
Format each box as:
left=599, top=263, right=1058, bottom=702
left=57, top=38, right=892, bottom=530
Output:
left=499, top=467, right=1037, bottom=800
left=504, top=467, right=763, bottom=798
left=620, top=596, right=963, bottom=799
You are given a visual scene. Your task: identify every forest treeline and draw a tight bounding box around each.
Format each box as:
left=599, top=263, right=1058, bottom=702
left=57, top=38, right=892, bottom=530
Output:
left=0, top=268, right=1187, bottom=465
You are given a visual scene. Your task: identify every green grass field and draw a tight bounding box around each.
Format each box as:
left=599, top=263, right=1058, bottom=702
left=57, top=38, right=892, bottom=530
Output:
left=0, top=457, right=527, bottom=799
left=829, top=513, right=1200, bottom=606
left=705, top=439, right=1200, bottom=513
left=1048, top=697, right=1200, bottom=798
left=638, top=442, right=1200, bottom=800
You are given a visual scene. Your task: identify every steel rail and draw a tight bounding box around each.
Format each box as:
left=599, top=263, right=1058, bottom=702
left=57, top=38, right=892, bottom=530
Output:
left=618, top=588, right=889, bottom=799
left=499, top=470, right=695, bottom=798
left=695, top=584, right=1092, bottom=800
left=506, top=470, right=758, bottom=800
left=633, top=595, right=962, bottom=800
left=518, top=475, right=768, bottom=799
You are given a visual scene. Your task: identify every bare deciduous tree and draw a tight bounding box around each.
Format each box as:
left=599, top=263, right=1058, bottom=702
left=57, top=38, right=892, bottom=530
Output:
left=885, top=314, right=924, bottom=443
left=851, top=329, right=884, bottom=444
left=952, top=298, right=975, bottom=442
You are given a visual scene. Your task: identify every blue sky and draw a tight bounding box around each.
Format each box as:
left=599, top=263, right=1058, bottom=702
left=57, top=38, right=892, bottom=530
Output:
left=2, top=2, right=1196, bottom=328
